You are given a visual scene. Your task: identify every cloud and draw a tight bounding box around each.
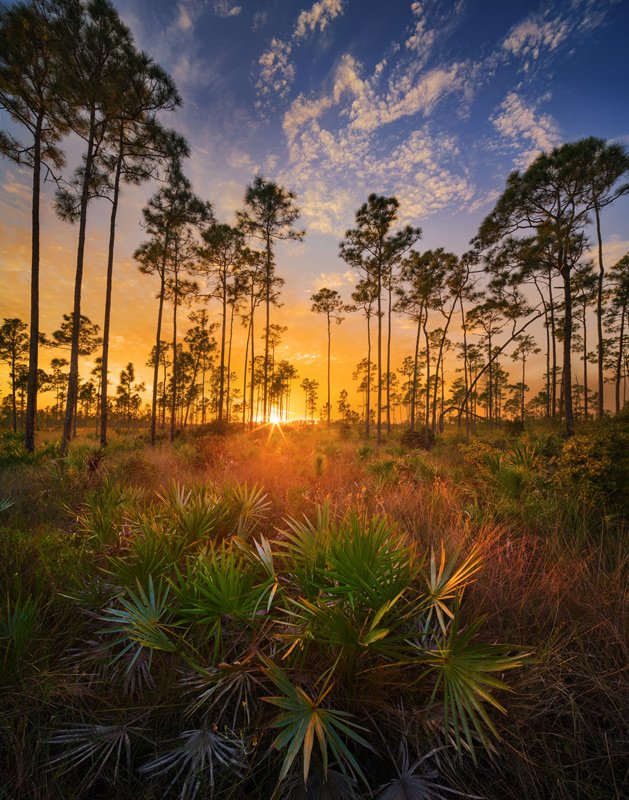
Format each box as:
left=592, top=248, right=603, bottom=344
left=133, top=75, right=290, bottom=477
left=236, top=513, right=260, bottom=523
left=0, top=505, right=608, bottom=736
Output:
left=279, top=92, right=475, bottom=236
left=309, top=270, right=356, bottom=292
left=502, top=1, right=615, bottom=72
left=177, top=3, right=193, bottom=32
left=256, top=1, right=346, bottom=100
left=213, top=0, right=241, bottom=18
left=294, top=0, right=345, bottom=40
left=404, top=1, right=436, bottom=58
left=256, top=38, right=296, bottom=99
left=252, top=10, right=268, bottom=31
left=503, top=17, right=568, bottom=60
left=491, top=92, right=560, bottom=167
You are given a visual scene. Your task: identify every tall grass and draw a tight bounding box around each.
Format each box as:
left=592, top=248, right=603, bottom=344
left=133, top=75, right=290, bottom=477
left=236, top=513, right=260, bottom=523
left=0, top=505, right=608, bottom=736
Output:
left=0, top=420, right=626, bottom=799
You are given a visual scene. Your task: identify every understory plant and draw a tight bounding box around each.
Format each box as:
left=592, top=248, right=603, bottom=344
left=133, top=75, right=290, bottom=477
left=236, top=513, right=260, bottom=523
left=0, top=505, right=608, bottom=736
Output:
left=30, top=486, right=528, bottom=799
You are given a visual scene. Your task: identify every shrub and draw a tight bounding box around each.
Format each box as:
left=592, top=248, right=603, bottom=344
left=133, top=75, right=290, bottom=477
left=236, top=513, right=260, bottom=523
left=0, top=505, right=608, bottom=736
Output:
left=400, top=428, right=435, bottom=450
left=554, top=428, right=629, bottom=504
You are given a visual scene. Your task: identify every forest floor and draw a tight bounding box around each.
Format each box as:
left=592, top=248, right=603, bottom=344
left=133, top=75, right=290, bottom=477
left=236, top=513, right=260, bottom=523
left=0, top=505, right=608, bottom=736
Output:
left=0, top=417, right=627, bottom=800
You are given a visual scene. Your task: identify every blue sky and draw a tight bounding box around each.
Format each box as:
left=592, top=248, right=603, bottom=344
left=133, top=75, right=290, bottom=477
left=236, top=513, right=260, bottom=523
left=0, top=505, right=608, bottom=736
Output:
left=2, top=0, right=629, bottom=405
left=116, top=0, right=629, bottom=273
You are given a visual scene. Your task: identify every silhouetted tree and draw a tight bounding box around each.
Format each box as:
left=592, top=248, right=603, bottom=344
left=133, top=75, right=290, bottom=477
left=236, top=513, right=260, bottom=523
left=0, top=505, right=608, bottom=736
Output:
left=0, top=0, right=68, bottom=450
left=578, top=138, right=629, bottom=417
left=310, top=287, right=348, bottom=431
left=237, top=176, right=304, bottom=423
left=57, top=0, right=140, bottom=454
left=340, top=194, right=420, bottom=444
left=0, top=318, right=29, bottom=432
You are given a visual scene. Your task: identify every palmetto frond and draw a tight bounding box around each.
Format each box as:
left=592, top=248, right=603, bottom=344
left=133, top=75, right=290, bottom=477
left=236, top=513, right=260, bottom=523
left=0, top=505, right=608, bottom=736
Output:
left=98, top=576, right=178, bottom=677
left=0, top=594, right=39, bottom=675
left=172, top=541, right=276, bottom=662
left=157, top=482, right=226, bottom=545
left=420, top=545, right=483, bottom=634
left=376, top=740, right=481, bottom=800
left=0, top=495, right=15, bottom=513
left=279, top=503, right=332, bottom=599
left=222, top=481, right=271, bottom=539
left=262, top=659, right=372, bottom=786
left=418, top=613, right=530, bottom=757
left=327, top=514, right=417, bottom=607
left=184, top=654, right=264, bottom=727
left=139, top=727, right=245, bottom=800
left=48, top=722, right=143, bottom=790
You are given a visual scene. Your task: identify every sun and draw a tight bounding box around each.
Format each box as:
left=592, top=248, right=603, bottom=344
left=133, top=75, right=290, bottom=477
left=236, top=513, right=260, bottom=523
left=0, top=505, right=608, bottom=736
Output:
left=269, top=411, right=282, bottom=426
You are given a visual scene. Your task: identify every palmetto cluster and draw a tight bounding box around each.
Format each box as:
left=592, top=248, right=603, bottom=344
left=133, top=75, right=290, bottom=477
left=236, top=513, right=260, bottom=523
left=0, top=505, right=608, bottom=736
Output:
left=33, top=483, right=527, bottom=798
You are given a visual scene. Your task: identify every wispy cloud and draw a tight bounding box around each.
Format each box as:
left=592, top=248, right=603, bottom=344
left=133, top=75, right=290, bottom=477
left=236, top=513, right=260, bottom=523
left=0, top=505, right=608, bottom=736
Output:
left=491, top=92, right=560, bottom=167
left=256, top=1, right=346, bottom=101
left=294, top=0, right=345, bottom=40
left=213, top=0, right=241, bottom=19
left=256, top=38, right=296, bottom=100
left=502, top=0, right=615, bottom=73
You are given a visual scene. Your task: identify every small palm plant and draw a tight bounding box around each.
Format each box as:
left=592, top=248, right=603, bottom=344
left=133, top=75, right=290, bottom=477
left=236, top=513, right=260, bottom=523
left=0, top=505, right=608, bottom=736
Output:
left=262, top=659, right=372, bottom=786
left=139, top=727, right=245, bottom=800
left=48, top=721, right=144, bottom=792
left=41, top=491, right=527, bottom=797
left=98, top=576, right=178, bottom=681
left=222, top=482, right=271, bottom=539
left=158, top=482, right=226, bottom=546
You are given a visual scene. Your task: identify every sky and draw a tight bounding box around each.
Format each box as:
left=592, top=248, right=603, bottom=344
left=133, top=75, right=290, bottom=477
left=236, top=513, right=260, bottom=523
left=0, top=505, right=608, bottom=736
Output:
left=1, top=0, right=629, bottom=415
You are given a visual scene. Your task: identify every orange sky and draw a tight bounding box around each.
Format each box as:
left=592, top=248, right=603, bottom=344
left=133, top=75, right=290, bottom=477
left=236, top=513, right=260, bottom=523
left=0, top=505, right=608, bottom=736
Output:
left=1, top=160, right=628, bottom=419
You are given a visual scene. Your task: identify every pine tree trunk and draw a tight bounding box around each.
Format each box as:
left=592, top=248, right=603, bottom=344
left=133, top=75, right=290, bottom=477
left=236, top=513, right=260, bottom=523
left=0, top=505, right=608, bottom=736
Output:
left=243, top=315, right=251, bottom=429
left=376, top=272, right=382, bottom=446
left=62, top=107, right=96, bottom=455
left=424, top=320, right=430, bottom=443
left=151, top=277, right=166, bottom=446
left=410, top=311, right=422, bottom=433
left=100, top=132, right=123, bottom=447
left=250, top=308, right=255, bottom=428
left=386, top=279, right=392, bottom=434
left=226, top=303, right=235, bottom=423
left=594, top=204, right=605, bottom=417
left=366, top=314, right=371, bottom=439
left=562, top=267, right=574, bottom=436
left=218, top=273, right=227, bottom=421
left=170, top=266, right=178, bottom=442
left=583, top=305, right=589, bottom=419
left=11, top=351, right=17, bottom=433
left=521, top=356, right=526, bottom=422
left=615, top=303, right=626, bottom=414
left=548, top=270, right=557, bottom=417
left=327, top=314, right=331, bottom=432
left=25, top=111, right=43, bottom=452
left=262, top=236, right=271, bottom=423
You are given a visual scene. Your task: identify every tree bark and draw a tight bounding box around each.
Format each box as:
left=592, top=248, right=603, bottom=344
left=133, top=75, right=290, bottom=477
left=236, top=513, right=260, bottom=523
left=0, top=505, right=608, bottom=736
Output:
left=170, top=259, right=179, bottom=443
left=615, top=302, right=626, bottom=414
left=594, top=203, right=605, bottom=417
left=327, top=313, right=331, bottom=432
left=376, top=270, right=382, bottom=445
left=262, top=234, right=271, bottom=423
left=62, top=106, right=96, bottom=455
left=226, top=302, right=235, bottom=423
left=562, top=267, right=575, bottom=436
left=386, top=277, right=392, bottom=435
left=151, top=276, right=166, bottom=446
left=218, top=272, right=227, bottom=421
left=409, top=310, right=422, bottom=433
left=25, top=110, right=43, bottom=452
left=99, top=131, right=123, bottom=447
left=365, top=313, right=371, bottom=439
